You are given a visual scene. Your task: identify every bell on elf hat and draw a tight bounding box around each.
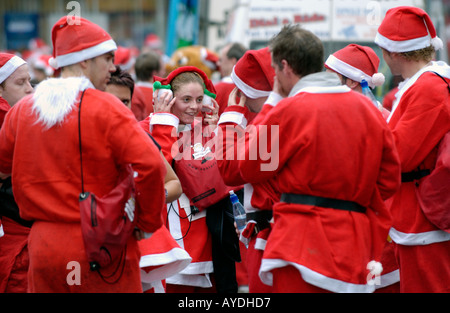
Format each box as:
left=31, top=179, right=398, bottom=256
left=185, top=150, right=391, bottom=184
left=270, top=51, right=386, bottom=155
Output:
left=49, top=16, right=117, bottom=69
left=0, top=53, right=27, bottom=84
left=375, top=6, right=443, bottom=53
left=231, top=47, right=275, bottom=99
left=325, top=44, right=385, bottom=89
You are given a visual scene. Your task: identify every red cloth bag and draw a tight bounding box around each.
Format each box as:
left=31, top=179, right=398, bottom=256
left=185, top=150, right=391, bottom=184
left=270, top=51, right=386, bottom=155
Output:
left=77, top=89, right=136, bottom=273
left=416, top=131, right=450, bottom=233
left=174, top=143, right=233, bottom=211
left=79, top=164, right=137, bottom=270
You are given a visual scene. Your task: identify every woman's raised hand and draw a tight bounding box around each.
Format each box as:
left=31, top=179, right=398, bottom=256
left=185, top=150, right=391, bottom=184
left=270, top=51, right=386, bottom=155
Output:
left=153, top=89, right=176, bottom=113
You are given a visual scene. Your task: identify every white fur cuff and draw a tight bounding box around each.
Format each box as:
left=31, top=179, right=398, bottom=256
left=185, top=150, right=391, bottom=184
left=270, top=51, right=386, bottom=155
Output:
left=266, top=92, right=284, bottom=107
left=218, top=111, right=248, bottom=128
left=149, top=113, right=179, bottom=131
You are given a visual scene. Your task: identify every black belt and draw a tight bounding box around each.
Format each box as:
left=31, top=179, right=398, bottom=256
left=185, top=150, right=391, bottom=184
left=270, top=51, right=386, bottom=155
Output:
left=246, top=210, right=272, bottom=233
left=280, top=193, right=366, bottom=214
left=401, top=169, right=430, bottom=182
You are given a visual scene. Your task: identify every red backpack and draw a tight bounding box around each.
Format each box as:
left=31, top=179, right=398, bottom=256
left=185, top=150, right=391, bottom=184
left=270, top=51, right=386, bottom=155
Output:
left=173, top=123, right=233, bottom=211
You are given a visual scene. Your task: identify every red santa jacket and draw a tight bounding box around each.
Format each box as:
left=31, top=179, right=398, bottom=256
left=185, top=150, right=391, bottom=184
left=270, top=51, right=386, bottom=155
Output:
left=386, top=62, right=450, bottom=245
left=0, top=81, right=165, bottom=233
left=238, top=72, right=401, bottom=292
left=131, top=83, right=154, bottom=121
left=0, top=77, right=166, bottom=292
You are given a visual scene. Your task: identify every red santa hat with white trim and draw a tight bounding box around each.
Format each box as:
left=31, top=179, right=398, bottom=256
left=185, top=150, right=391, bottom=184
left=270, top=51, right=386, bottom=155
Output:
left=33, top=54, right=55, bottom=77
left=0, top=53, right=27, bottom=84
left=114, top=46, right=136, bottom=72
left=49, top=16, right=117, bottom=69
left=231, top=47, right=275, bottom=99
left=324, top=44, right=385, bottom=88
left=375, top=6, right=443, bottom=53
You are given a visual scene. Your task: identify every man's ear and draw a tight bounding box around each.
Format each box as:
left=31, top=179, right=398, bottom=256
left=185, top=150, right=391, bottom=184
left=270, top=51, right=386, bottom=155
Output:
left=281, top=59, right=297, bottom=77
left=346, top=78, right=360, bottom=89
left=79, top=59, right=89, bottom=70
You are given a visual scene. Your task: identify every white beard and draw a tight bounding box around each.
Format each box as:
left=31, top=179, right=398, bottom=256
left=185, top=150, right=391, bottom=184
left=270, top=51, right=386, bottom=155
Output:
left=32, top=76, right=94, bottom=129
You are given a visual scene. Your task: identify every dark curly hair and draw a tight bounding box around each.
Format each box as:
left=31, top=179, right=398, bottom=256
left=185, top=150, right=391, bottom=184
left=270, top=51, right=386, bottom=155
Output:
left=108, top=66, right=135, bottom=96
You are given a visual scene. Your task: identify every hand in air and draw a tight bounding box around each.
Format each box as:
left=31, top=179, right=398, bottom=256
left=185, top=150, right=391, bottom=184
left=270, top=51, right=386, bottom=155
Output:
left=153, top=89, right=176, bottom=113
left=228, top=87, right=246, bottom=108
left=202, top=98, right=220, bottom=126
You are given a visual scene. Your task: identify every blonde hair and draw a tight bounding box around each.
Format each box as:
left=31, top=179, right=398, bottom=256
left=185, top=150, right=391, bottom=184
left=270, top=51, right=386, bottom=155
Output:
left=400, top=46, right=435, bottom=62
left=171, top=71, right=204, bottom=94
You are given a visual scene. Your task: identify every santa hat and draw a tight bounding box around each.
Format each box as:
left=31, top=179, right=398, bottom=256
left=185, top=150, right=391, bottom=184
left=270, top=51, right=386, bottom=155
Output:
left=49, top=16, right=117, bottom=69
left=33, top=54, right=55, bottom=77
left=114, top=46, right=136, bottom=72
left=324, top=44, right=385, bottom=88
left=375, top=6, right=443, bottom=53
left=153, top=66, right=216, bottom=105
left=0, top=53, right=27, bottom=84
left=200, top=47, right=219, bottom=73
left=144, top=34, right=162, bottom=50
left=231, top=47, right=274, bottom=99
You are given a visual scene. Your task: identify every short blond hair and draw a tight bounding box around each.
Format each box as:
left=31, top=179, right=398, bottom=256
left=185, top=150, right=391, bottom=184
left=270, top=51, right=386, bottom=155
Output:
left=399, top=46, right=435, bottom=62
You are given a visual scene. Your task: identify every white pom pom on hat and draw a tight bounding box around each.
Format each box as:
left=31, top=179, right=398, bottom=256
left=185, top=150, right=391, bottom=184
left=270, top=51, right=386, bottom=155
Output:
left=48, top=57, right=58, bottom=69
left=431, top=36, right=444, bottom=51
left=371, top=73, right=386, bottom=87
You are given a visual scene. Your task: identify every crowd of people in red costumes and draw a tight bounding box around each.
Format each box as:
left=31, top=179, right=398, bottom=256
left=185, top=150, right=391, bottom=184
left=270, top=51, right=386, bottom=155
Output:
left=0, top=5, right=449, bottom=294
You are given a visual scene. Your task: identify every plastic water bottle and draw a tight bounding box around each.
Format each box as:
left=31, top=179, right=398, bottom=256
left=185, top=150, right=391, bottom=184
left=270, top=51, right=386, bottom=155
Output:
left=361, top=79, right=382, bottom=111
left=230, top=190, right=246, bottom=231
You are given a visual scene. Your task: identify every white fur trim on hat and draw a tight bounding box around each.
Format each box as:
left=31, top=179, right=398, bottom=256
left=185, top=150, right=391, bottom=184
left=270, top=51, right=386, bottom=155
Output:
left=51, top=39, right=117, bottom=69
left=325, top=54, right=385, bottom=88
left=0, top=56, right=26, bottom=84
left=231, top=67, right=271, bottom=99
left=375, top=32, right=439, bottom=53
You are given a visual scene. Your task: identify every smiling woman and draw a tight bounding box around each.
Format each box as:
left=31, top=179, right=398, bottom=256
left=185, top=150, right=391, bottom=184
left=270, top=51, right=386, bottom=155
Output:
left=170, top=73, right=204, bottom=125
left=139, top=66, right=241, bottom=293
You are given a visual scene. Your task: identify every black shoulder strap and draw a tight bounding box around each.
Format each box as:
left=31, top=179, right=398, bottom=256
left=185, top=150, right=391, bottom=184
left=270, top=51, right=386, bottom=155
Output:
left=432, top=71, right=450, bottom=93
left=78, top=90, right=87, bottom=194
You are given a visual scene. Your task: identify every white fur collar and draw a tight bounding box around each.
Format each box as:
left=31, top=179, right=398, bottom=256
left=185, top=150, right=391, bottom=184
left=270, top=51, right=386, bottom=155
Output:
left=32, top=76, right=94, bottom=129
